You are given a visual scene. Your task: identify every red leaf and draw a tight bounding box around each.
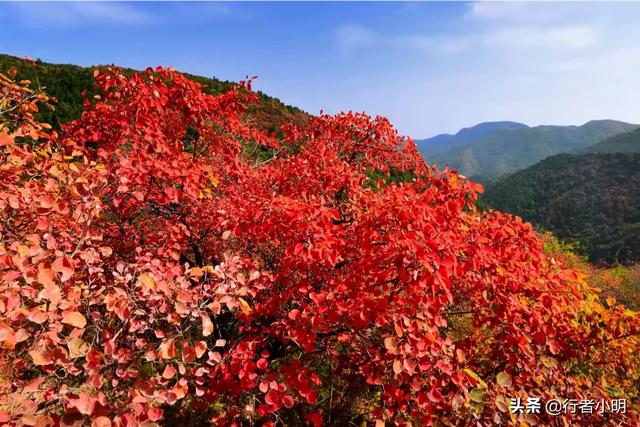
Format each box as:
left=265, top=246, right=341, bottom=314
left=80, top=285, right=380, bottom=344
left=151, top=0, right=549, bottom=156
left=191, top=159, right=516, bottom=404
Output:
left=265, top=390, right=280, bottom=406
left=548, top=338, right=561, bottom=355
left=195, top=341, right=207, bottom=358
left=427, top=388, right=443, bottom=403
left=288, top=309, right=301, bottom=320
left=282, top=395, right=295, bottom=408
left=306, top=413, right=323, bottom=427
left=69, top=392, right=96, bottom=416
left=147, top=406, right=163, bottom=422
left=256, top=358, right=268, bottom=370
left=162, top=364, right=176, bottom=379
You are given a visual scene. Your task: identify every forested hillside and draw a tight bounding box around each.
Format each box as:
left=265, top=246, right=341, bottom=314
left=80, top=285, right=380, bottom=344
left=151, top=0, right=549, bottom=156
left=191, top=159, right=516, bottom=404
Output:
left=483, top=153, right=640, bottom=263
left=586, top=126, right=640, bottom=153
left=0, top=53, right=309, bottom=134
left=422, top=120, right=637, bottom=180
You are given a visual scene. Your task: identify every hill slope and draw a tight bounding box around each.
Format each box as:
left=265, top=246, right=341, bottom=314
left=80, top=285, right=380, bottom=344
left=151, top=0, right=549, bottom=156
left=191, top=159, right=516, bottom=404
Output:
left=483, top=153, right=640, bottom=263
left=0, top=53, right=308, bottom=134
left=415, top=121, right=528, bottom=158
left=585, top=126, right=640, bottom=153
left=422, top=120, right=638, bottom=180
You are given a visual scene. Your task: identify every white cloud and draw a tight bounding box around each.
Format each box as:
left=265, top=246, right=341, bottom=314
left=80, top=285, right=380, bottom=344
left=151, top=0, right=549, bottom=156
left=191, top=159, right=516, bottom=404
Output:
left=334, top=25, right=377, bottom=55
left=466, top=2, right=588, bottom=24
left=11, top=2, right=155, bottom=27
left=392, top=34, right=472, bottom=55
left=481, top=24, right=599, bottom=50
left=335, top=7, right=599, bottom=57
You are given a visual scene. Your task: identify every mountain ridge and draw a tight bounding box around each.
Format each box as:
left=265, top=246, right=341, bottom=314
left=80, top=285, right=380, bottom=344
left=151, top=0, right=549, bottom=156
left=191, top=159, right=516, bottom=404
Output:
left=415, top=121, right=528, bottom=158
left=418, top=119, right=638, bottom=180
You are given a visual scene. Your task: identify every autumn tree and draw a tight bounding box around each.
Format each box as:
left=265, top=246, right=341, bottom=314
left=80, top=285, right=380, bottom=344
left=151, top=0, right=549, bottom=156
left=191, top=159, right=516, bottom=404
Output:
left=1, top=67, right=639, bottom=426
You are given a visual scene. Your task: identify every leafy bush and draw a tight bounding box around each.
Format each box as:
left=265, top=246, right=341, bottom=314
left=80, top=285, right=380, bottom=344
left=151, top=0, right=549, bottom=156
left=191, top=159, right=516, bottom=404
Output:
left=0, top=67, right=639, bottom=426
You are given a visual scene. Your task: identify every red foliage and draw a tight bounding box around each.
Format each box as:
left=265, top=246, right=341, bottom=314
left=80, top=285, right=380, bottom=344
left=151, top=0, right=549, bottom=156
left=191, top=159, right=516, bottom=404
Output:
left=1, top=67, right=639, bottom=426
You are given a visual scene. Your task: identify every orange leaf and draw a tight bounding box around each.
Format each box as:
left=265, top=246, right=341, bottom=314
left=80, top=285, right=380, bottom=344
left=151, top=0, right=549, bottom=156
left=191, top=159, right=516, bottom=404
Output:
left=37, top=265, right=56, bottom=287
left=0, top=322, right=16, bottom=350
left=91, top=417, right=112, bottom=427
left=201, top=314, right=214, bottom=337
left=158, top=338, right=176, bottom=360
left=62, top=311, right=87, bottom=328
left=52, top=256, right=74, bottom=282
left=238, top=297, right=251, bottom=314
left=69, top=392, right=96, bottom=416
left=195, top=341, right=207, bottom=358
left=29, top=349, right=50, bottom=366
left=162, top=364, right=176, bottom=379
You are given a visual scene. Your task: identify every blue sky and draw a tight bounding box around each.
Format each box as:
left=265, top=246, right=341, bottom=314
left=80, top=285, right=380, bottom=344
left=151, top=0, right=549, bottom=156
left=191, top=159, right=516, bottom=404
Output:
left=1, top=1, right=640, bottom=138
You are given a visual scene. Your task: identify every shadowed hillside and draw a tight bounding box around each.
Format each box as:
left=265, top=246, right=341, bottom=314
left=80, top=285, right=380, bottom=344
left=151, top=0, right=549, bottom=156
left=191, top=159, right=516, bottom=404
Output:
left=586, top=126, right=640, bottom=153
left=483, top=152, right=640, bottom=263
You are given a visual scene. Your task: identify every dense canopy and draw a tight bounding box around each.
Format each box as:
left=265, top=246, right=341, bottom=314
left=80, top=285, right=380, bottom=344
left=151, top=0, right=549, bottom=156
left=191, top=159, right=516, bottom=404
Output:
left=0, top=66, right=639, bottom=426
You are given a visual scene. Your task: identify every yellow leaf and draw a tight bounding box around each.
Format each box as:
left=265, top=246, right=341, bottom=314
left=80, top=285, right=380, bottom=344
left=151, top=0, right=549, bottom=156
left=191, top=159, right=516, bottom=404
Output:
left=67, top=337, right=89, bottom=359
left=496, top=371, right=512, bottom=387
left=29, top=349, right=49, bottom=366
left=138, top=274, right=156, bottom=290
left=238, top=297, right=251, bottom=314
left=392, top=359, right=402, bottom=374
left=384, top=337, right=398, bottom=354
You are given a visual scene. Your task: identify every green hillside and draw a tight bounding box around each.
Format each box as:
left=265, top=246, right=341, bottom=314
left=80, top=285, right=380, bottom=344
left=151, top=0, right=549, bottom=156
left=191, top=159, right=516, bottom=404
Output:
left=415, top=121, right=528, bottom=158
left=0, top=53, right=308, bottom=135
left=428, top=120, right=638, bottom=180
left=483, top=153, right=640, bottom=264
left=586, top=127, right=640, bottom=153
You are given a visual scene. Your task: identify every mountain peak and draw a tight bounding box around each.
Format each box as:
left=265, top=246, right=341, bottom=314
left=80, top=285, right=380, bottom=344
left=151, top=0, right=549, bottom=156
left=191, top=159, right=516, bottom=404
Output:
left=456, top=121, right=529, bottom=136
left=580, top=119, right=638, bottom=130
left=456, top=121, right=528, bottom=137
left=416, top=121, right=529, bottom=158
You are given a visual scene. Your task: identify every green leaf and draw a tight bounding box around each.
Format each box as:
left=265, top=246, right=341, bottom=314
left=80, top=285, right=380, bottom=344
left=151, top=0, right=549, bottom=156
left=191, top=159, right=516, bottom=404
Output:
left=469, top=387, right=486, bottom=403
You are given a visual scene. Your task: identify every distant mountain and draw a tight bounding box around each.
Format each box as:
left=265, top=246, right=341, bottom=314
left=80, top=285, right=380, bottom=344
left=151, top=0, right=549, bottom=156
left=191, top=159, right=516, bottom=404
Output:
left=418, top=119, right=638, bottom=180
left=585, top=127, right=640, bottom=153
left=415, top=121, right=528, bottom=157
left=483, top=152, right=640, bottom=264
